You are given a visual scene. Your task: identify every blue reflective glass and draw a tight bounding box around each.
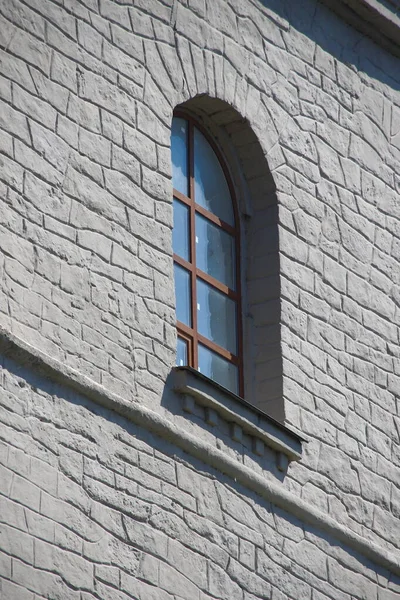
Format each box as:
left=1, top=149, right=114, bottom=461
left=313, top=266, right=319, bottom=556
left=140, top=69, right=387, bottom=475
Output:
left=194, top=127, right=234, bottom=225
left=198, top=344, right=238, bottom=394
left=174, top=264, right=191, bottom=326
left=171, top=118, right=188, bottom=196
left=197, top=278, right=237, bottom=354
left=176, top=337, right=188, bottom=366
left=195, top=213, right=235, bottom=289
left=173, top=199, right=190, bottom=261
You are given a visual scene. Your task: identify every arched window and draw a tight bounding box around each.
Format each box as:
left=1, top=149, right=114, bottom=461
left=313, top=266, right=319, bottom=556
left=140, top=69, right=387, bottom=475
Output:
left=171, top=113, right=243, bottom=396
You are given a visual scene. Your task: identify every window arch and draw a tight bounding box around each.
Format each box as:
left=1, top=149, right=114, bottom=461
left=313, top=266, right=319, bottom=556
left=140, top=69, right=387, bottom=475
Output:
left=171, top=112, right=243, bottom=396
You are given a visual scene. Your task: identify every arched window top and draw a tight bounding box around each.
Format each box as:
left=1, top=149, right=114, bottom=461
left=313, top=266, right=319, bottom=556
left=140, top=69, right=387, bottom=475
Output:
left=172, top=117, right=235, bottom=226
left=171, top=113, right=243, bottom=396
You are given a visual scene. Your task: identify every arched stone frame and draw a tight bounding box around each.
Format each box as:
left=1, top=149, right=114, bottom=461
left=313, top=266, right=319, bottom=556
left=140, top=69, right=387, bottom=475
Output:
left=172, top=95, right=284, bottom=423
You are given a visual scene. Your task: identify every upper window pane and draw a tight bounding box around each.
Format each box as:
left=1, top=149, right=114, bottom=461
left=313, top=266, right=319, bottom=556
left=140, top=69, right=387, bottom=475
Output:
left=172, top=118, right=189, bottom=196
left=194, top=127, right=234, bottom=226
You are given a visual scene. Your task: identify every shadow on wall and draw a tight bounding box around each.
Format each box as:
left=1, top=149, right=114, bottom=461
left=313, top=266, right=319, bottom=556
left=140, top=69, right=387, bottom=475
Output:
left=260, top=0, right=400, bottom=91
left=166, top=94, right=285, bottom=423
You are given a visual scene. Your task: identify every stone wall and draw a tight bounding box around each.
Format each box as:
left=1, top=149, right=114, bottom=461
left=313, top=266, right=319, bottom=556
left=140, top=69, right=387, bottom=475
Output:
left=1, top=357, right=400, bottom=599
left=1, top=0, right=400, bottom=597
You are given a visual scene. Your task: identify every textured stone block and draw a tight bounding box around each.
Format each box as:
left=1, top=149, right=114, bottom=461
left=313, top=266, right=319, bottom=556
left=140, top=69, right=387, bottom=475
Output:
left=0, top=1, right=399, bottom=598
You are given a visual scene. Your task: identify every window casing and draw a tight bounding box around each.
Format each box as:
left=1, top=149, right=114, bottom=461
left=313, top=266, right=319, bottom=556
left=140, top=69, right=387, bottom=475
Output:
left=171, top=113, right=243, bottom=396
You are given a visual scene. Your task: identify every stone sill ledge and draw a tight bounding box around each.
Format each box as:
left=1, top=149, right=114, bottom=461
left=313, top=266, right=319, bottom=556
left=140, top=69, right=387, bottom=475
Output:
left=320, top=0, right=400, bottom=56
left=0, top=326, right=399, bottom=577
left=172, top=367, right=303, bottom=464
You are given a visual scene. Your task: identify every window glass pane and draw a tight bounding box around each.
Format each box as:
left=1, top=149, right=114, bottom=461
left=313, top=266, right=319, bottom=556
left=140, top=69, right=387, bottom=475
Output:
left=194, top=127, right=234, bottom=226
left=176, top=337, right=188, bottom=366
left=174, top=264, right=191, bottom=326
left=197, top=278, right=237, bottom=354
left=171, top=118, right=188, bottom=196
left=195, top=213, right=235, bottom=289
left=198, top=344, right=238, bottom=395
left=173, top=199, right=190, bottom=261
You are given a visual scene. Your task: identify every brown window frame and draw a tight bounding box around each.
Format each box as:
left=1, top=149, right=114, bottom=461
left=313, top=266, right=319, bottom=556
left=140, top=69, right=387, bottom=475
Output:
left=173, top=111, right=244, bottom=397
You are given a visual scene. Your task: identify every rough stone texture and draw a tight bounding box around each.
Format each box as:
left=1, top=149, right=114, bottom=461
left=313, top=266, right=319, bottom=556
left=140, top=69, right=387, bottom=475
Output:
left=0, top=0, right=400, bottom=597
left=1, top=358, right=400, bottom=600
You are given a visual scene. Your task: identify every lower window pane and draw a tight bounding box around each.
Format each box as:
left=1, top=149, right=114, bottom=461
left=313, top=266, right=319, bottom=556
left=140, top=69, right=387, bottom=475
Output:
left=198, top=344, right=238, bottom=395
left=176, top=337, right=188, bottom=366
left=197, top=278, right=237, bottom=354
left=174, top=264, right=192, bottom=326
left=173, top=199, right=190, bottom=261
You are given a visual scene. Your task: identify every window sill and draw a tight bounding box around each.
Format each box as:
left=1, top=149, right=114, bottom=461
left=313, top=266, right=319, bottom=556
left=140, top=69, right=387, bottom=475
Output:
left=172, top=367, right=304, bottom=467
